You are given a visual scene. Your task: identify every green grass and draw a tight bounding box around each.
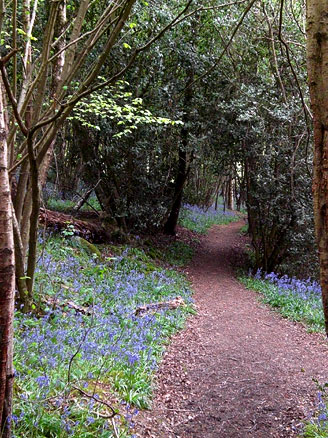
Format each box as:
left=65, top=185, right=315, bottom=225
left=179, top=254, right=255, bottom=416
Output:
left=46, top=198, right=75, bottom=211
left=144, top=240, right=196, bottom=268
left=239, top=223, right=248, bottom=234
left=303, top=422, right=328, bottom=438
left=163, top=241, right=195, bottom=266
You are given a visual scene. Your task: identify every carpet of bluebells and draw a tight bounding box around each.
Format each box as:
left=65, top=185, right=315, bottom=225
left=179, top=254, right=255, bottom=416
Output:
left=241, top=269, right=324, bottom=332
left=241, top=269, right=328, bottom=437
left=13, top=236, right=194, bottom=437
left=178, top=204, right=238, bottom=234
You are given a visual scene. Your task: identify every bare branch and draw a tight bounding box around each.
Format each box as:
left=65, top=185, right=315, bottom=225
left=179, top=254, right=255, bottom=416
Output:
left=0, top=50, right=18, bottom=65
left=277, top=0, right=312, bottom=121
left=0, top=0, right=4, bottom=33
left=70, top=0, right=136, bottom=96
left=71, top=385, right=117, bottom=418
left=18, top=1, right=60, bottom=121
left=9, top=0, right=196, bottom=174
left=182, top=0, right=258, bottom=92
left=0, top=61, right=28, bottom=135
left=289, top=0, right=305, bottom=36
left=31, top=106, right=67, bottom=133
left=48, top=19, right=113, bottom=63
left=50, top=1, right=123, bottom=66
left=71, top=0, right=195, bottom=100
left=22, top=0, right=39, bottom=71
left=263, top=3, right=287, bottom=104
left=173, top=0, right=248, bottom=28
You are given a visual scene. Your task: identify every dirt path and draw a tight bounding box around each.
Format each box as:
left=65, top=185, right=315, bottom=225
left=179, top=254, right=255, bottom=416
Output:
left=136, top=221, right=328, bottom=438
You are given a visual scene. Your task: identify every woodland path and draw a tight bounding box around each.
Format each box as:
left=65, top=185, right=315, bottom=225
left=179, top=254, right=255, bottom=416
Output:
left=135, top=221, right=328, bottom=438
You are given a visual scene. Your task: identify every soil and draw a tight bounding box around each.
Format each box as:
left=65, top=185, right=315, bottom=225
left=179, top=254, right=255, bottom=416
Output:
left=135, top=221, right=328, bottom=438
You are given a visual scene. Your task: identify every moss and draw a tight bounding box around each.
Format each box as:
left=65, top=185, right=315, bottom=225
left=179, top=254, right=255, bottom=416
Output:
left=73, top=236, right=102, bottom=259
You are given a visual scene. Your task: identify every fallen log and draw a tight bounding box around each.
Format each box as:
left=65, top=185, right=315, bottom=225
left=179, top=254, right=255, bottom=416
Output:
left=39, top=207, right=110, bottom=243
left=135, top=296, right=185, bottom=316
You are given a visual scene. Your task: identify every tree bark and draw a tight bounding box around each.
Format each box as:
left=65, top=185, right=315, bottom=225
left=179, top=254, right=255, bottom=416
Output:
left=164, top=148, right=188, bottom=235
left=39, top=0, right=66, bottom=187
left=5, top=0, right=136, bottom=310
left=0, top=81, right=15, bottom=436
left=227, top=177, right=234, bottom=210
left=307, top=0, right=328, bottom=337
left=164, top=70, right=193, bottom=235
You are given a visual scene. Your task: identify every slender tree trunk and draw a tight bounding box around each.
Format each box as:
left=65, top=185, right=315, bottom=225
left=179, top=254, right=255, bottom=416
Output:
left=39, top=0, right=66, bottom=187
left=307, top=0, right=328, bottom=337
left=164, top=149, right=188, bottom=235
left=227, top=177, right=234, bottom=210
left=214, top=185, right=220, bottom=210
left=244, top=147, right=261, bottom=270
left=164, top=70, right=193, bottom=235
left=0, top=82, right=15, bottom=436
left=4, top=0, right=140, bottom=310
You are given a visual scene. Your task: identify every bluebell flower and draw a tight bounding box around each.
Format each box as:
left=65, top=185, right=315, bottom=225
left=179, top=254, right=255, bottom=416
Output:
left=35, top=375, right=50, bottom=388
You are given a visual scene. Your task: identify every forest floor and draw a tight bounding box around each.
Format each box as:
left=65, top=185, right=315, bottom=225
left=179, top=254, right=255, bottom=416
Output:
left=135, top=221, right=328, bottom=438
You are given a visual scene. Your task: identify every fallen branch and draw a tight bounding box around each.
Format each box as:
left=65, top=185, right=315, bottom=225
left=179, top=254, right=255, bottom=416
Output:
left=135, top=296, right=185, bottom=316
left=42, top=296, right=92, bottom=315
left=71, top=385, right=117, bottom=419
left=73, top=180, right=101, bottom=213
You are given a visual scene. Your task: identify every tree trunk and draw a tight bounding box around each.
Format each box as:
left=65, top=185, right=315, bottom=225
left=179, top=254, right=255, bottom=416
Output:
left=164, top=69, right=193, bottom=235
left=0, top=82, right=15, bottom=436
left=227, top=177, right=234, bottom=210
left=39, top=0, right=66, bottom=187
left=164, top=148, right=187, bottom=235
left=307, top=0, right=328, bottom=337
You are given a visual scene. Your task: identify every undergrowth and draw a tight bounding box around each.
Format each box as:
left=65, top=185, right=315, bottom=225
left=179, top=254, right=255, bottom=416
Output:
left=239, top=223, right=248, bottom=234
left=13, top=234, right=194, bottom=437
left=303, top=384, right=328, bottom=438
left=178, top=203, right=238, bottom=234
left=144, top=240, right=195, bottom=267
left=46, top=197, right=101, bottom=212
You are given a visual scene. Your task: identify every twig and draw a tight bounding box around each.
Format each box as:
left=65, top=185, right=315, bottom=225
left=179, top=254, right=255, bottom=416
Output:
left=71, top=385, right=117, bottom=418
left=111, top=417, right=120, bottom=438
left=277, top=0, right=312, bottom=121
left=181, top=0, right=258, bottom=93
left=172, top=0, right=249, bottom=27
left=67, top=326, right=93, bottom=383
left=0, top=59, right=28, bottom=135
left=0, top=49, right=18, bottom=65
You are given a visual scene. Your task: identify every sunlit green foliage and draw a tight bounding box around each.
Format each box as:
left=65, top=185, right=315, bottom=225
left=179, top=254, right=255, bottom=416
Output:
left=70, top=80, right=183, bottom=136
